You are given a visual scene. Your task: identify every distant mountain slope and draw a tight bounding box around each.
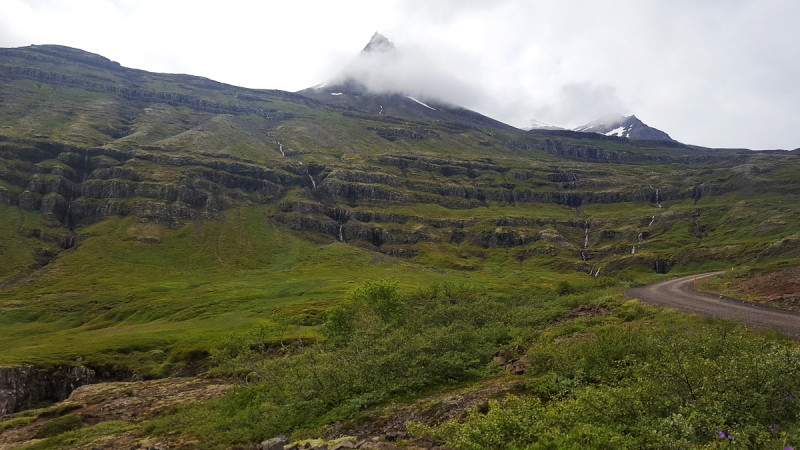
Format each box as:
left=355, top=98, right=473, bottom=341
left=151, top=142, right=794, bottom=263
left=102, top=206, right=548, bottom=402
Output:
left=522, top=119, right=565, bottom=131
left=296, top=33, right=519, bottom=132
left=2, top=40, right=800, bottom=386
left=574, top=114, right=674, bottom=141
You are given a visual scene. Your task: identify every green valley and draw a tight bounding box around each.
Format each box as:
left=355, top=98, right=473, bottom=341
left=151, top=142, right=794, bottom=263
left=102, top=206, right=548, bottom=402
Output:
left=2, top=44, right=800, bottom=449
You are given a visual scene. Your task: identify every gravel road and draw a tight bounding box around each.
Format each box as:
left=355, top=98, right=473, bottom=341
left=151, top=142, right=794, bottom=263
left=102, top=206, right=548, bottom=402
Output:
left=626, top=272, right=800, bottom=337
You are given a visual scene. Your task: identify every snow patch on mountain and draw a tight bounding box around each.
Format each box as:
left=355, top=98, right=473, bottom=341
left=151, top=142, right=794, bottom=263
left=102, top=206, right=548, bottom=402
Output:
left=523, top=119, right=564, bottom=131
left=406, top=96, right=436, bottom=110
left=574, top=115, right=674, bottom=141
left=604, top=126, right=629, bottom=137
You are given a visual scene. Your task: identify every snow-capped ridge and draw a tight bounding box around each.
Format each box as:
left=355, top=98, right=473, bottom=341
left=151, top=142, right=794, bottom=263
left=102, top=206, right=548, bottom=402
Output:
left=574, top=114, right=674, bottom=141
left=523, top=119, right=565, bottom=131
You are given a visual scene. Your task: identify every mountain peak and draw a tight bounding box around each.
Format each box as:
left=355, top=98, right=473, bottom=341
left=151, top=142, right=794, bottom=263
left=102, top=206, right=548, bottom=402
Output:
left=574, top=114, right=674, bottom=141
left=523, top=119, right=564, bottom=131
left=362, top=32, right=396, bottom=54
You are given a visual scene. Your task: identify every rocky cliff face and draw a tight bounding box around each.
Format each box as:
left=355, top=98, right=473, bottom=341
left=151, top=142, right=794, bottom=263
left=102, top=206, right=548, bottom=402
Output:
left=0, top=365, right=95, bottom=415
left=0, top=127, right=753, bottom=279
left=1, top=142, right=307, bottom=228
left=1, top=43, right=787, bottom=283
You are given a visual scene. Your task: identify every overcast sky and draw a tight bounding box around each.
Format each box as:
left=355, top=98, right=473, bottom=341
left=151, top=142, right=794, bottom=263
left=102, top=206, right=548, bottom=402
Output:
left=1, top=0, right=798, bottom=149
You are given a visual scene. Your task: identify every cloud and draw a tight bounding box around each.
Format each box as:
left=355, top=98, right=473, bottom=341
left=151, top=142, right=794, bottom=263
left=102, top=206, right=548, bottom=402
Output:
left=398, top=0, right=513, bottom=23
left=527, top=82, right=628, bottom=129
left=1, top=0, right=800, bottom=148
left=329, top=37, right=486, bottom=107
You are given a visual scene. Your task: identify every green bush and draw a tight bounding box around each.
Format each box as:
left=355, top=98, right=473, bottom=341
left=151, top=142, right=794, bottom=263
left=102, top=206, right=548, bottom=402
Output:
left=0, top=415, right=36, bottom=431
left=412, top=322, right=800, bottom=449
left=191, top=281, right=557, bottom=445
left=161, top=280, right=800, bottom=449
left=556, top=280, right=575, bottom=296
left=33, top=413, right=83, bottom=439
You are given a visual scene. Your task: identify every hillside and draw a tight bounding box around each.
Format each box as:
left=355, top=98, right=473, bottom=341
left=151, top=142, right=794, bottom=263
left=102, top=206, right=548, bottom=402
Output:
left=2, top=42, right=800, bottom=367
left=2, top=43, right=800, bottom=449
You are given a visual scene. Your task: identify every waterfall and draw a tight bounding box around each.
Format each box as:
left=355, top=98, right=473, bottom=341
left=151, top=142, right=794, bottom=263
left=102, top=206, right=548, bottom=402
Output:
left=278, top=142, right=285, bottom=157
left=339, top=225, right=344, bottom=243
left=594, top=267, right=601, bottom=277
left=379, top=105, right=383, bottom=115
left=307, top=173, right=316, bottom=188
left=581, top=252, right=587, bottom=261
left=649, top=216, right=655, bottom=227
left=656, top=189, right=662, bottom=208
left=584, top=227, right=589, bottom=248
left=63, top=203, right=73, bottom=230
left=638, top=232, right=643, bottom=243
left=82, top=149, right=89, bottom=182
left=631, top=245, right=636, bottom=254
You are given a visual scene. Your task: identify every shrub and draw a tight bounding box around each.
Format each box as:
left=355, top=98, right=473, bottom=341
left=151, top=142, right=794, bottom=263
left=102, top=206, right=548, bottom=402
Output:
left=556, top=280, right=575, bottom=296
left=33, top=413, right=83, bottom=439
left=412, top=322, right=800, bottom=449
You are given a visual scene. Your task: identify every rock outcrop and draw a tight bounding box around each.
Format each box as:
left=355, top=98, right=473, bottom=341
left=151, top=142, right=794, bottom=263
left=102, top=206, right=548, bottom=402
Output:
left=0, top=365, right=95, bottom=415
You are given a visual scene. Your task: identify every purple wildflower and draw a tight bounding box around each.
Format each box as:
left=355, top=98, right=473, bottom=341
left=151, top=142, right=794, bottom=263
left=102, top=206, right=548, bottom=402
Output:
left=783, top=446, right=793, bottom=450
left=768, top=424, right=780, bottom=433
left=715, top=429, right=731, bottom=440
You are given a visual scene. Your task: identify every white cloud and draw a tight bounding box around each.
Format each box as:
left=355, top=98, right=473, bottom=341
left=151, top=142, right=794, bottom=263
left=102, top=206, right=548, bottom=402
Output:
left=328, top=40, right=486, bottom=107
left=1, top=0, right=799, bottom=149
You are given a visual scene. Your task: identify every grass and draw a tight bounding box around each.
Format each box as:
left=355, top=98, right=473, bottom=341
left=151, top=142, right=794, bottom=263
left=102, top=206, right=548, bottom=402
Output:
left=2, top=161, right=799, bottom=375
left=0, top=204, right=57, bottom=280
left=24, top=420, right=138, bottom=450
left=0, top=415, right=37, bottom=431
left=0, top=207, right=471, bottom=374
left=1, top=44, right=800, bottom=449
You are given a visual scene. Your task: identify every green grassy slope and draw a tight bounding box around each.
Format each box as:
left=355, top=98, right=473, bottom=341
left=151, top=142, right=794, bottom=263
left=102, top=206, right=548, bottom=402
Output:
left=0, top=44, right=799, bottom=376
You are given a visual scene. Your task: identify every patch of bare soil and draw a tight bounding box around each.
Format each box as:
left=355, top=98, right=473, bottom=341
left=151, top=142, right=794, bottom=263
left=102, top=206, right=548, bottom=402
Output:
left=732, top=267, right=800, bottom=311
left=560, top=305, right=610, bottom=322
left=326, top=379, right=522, bottom=444
left=72, top=377, right=230, bottom=423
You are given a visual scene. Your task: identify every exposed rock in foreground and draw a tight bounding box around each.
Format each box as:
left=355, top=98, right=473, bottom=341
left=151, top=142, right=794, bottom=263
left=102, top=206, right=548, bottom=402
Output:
left=0, top=365, right=95, bottom=415
left=0, top=373, right=522, bottom=450
left=0, top=377, right=231, bottom=449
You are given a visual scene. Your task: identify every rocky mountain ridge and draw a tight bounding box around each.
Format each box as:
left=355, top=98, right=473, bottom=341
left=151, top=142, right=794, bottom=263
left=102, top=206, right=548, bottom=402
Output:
left=574, top=114, right=675, bottom=141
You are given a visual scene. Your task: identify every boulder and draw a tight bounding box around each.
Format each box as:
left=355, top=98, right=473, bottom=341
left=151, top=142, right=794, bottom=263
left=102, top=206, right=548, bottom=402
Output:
left=257, top=435, right=288, bottom=450
left=331, top=440, right=356, bottom=450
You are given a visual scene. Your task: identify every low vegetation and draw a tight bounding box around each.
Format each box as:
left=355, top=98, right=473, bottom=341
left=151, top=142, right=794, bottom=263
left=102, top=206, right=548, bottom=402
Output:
left=2, top=44, right=800, bottom=449
left=118, top=280, right=798, bottom=449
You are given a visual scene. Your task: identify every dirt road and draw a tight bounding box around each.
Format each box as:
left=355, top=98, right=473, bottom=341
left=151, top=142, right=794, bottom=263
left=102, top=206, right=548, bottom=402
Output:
left=626, top=272, right=800, bottom=337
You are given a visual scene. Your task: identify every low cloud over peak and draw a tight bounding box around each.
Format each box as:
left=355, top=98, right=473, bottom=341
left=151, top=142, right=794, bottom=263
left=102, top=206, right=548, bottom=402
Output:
left=326, top=33, right=485, bottom=108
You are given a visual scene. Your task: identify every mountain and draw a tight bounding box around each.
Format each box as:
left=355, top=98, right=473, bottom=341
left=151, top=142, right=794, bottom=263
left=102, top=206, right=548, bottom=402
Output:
left=574, top=114, right=675, bottom=141
left=522, top=119, right=565, bottom=131
left=0, top=43, right=794, bottom=374
left=1, top=41, right=800, bottom=449
left=362, top=31, right=396, bottom=53
left=296, top=34, right=519, bottom=132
